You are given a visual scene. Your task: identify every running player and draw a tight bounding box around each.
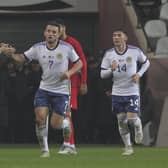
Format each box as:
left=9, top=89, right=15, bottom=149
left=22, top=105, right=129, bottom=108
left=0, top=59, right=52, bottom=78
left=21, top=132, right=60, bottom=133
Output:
left=5, top=21, right=83, bottom=157
left=100, top=30, right=150, bottom=155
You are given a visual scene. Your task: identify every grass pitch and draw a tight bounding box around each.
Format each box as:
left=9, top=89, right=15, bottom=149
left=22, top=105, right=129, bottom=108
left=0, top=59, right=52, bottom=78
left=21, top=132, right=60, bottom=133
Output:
left=0, top=145, right=168, bottom=168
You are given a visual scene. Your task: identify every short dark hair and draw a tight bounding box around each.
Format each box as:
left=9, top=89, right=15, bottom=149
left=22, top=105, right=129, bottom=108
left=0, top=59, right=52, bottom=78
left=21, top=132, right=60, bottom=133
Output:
left=113, top=29, right=128, bottom=36
left=46, top=20, right=60, bottom=27
left=55, top=18, right=65, bottom=26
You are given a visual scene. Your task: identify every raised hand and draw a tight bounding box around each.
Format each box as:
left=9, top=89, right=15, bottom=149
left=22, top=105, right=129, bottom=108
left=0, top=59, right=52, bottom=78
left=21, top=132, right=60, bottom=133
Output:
left=111, top=60, right=118, bottom=71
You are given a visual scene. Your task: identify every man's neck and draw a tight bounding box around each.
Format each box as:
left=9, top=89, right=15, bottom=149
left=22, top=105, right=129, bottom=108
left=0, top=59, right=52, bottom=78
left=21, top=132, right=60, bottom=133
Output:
left=47, top=40, right=58, bottom=49
left=115, top=44, right=126, bottom=54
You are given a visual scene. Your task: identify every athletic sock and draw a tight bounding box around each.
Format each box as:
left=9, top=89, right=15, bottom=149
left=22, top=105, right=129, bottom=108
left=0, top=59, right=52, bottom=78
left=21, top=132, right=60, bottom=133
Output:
left=117, top=113, right=132, bottom=147
left=63, top=117, right=71, bottom=140
left=128, top=117, right=142, bottom=130
left=121, top=133, right=132, bottom=147
left=36, top=116, right=49, bottom=152
left=68, top=116, right=75, bottom=146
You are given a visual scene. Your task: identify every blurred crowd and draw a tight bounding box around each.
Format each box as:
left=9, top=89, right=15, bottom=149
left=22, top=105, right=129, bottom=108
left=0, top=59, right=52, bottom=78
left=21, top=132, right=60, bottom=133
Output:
left=0, top=54, right=42, bottom=143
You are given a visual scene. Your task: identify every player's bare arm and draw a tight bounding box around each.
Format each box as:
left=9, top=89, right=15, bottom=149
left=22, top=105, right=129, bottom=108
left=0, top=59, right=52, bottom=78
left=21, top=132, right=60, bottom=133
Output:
left=79, top=83, right=88, bottom=95
left=10, top=53, right=26, bottom=64
left=0, top=43, right=26, bottom=64
left=60, top=59, right=83, bottom=80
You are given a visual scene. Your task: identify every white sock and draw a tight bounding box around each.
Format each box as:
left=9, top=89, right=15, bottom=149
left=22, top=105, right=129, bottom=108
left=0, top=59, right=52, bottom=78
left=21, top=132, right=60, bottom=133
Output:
left=63, top=142, right=70, bottom=146
left=62, top=118, right=71, bottom=139
left=128, top=117, right=142, bottom=131
left=63, top=118, right=70, bottom=128
left=36, top=116, right=49, bottom=152
left=117, top=113, right=132, bottom=147
left=70, top=144, right=75, bottom=148
left=121, top=133, right=132, bottom=147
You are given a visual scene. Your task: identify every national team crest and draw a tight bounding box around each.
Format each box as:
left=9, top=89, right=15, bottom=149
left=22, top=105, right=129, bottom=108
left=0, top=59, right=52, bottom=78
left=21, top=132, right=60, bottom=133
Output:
left=56, top=53, right=63, bottom=59
left=126, top=56, right=132, bottom=62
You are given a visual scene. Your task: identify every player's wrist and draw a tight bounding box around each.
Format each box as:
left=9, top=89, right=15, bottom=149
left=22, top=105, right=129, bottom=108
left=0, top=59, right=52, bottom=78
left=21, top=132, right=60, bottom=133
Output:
left=137, top=72, right=142, bottom=78
left=66, top=71, right=72, bottom=79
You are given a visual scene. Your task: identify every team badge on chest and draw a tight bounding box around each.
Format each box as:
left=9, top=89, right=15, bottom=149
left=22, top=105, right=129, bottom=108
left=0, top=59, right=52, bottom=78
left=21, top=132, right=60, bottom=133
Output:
left=126, top=56, right=132, bottom=62
left=56, top=53, right=63, bottom=60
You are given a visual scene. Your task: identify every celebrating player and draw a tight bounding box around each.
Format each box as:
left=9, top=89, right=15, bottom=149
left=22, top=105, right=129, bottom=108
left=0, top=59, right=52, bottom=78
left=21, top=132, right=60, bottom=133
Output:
left=5, top=21, right=83, bottom=157
left=100, top=30, right=150, bottom=155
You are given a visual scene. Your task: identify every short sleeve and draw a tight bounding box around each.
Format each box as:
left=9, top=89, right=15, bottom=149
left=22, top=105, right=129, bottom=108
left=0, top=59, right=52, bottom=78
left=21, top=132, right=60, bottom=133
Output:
left=24, top=45, right=38, bottom=61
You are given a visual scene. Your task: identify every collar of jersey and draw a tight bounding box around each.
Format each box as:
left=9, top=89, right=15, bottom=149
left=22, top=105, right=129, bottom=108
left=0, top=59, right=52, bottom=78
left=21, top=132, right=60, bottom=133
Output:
left=46, top=41, right=59, bottom=51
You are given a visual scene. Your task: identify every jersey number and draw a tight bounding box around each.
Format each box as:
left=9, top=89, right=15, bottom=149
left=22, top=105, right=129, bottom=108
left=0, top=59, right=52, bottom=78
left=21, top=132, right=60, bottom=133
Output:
left=117, top=64, right=127, bottom=72
left=130, top=98, right=139, bottom=106
left=48, top=60, right=54, bottom=69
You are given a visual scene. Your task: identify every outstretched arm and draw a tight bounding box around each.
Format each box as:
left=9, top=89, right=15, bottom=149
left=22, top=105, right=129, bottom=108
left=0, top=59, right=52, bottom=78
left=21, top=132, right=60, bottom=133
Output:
left=9, top=53, right=26, bottom=64
left=0, top=43, right=26, bottom=64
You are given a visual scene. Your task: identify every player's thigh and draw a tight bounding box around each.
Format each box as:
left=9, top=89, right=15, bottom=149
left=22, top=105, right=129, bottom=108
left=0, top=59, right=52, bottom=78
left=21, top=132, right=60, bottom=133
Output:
left=35, top=107, right=49, bottom=124
left=127, top=112, right=139, bottom=119
left=51, top=94, right=69, bottom=116
left=34, top=89, right=50, bottom=122
left=50, top=113, right=64, bottom=129
left=112, top=95, right=125, bottom=114
left=50, top=94, right=69, bottom=128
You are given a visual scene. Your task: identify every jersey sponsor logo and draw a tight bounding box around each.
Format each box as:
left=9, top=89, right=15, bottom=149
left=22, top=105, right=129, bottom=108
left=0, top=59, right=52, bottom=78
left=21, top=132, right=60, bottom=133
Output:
left=118, top=59, right=124, bottom=62
left=126, top=56, right=132, bottom=62
left=56, top=53, right=63, bottom=60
